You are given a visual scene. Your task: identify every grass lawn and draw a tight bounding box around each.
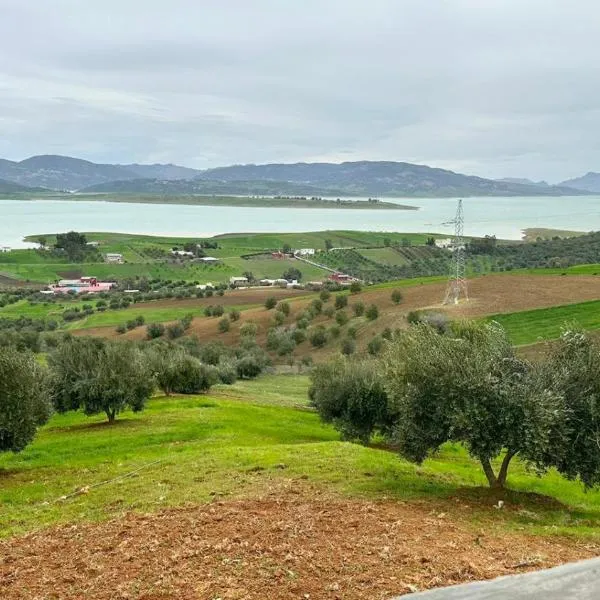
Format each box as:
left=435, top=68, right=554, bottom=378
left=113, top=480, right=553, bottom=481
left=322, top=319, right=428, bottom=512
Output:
left=66, top=302, right=259, bottom=330
left=490, top=299, right=600, bottom=345
left=2, top=374, right=600, bottom=539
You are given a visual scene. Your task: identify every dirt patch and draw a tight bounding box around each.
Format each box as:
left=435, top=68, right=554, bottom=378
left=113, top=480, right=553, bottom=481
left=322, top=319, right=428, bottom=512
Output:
left=1, top=484, right=598, bottom=600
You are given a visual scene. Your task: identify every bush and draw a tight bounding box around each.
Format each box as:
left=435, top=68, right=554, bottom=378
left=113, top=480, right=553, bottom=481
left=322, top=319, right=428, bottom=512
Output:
left=126, top=319, right=138, bottom=331
left=167, top=322, right=185, bottom=339
left=240, top=321, right=258, bottom=337
left=391, top=289, right=403, bottom=304
left=352, top=302, right=365, bottom=317
left=310, top=357, right=390, bottom=443
left=311, top=299, right=323, bottom=314
left=349, top=281, right=362, bottom=294
left=292, top=328, right=306, bottom=344
left=347, top=325, right=358, bottom=339
left=340, top=338, right=356, bottom=356
left=335, top=310, right=349, bottom=326
left=212, top=305, right=225, bottom=317
left=381, top=327, right=393, bottom=340
left=146, top=322, right=165, bottom=339
left=135, top=315, right=145, bottom=327
left=277, top=302, right=291, bottom=316
left=116, top=323, right=127, bottom=335
left=296, top=317, right=309, bottom=330
left=199, top=341, right=229, bottom=365
left=329, top=325, right=341, bottom=339
left=216, top=360, right=238, bottom=384
left=265, top=296, right=277, bottom=310
left=335, top=294, right=348, bottom=309
left=365, top=304, right=379, bottom=320
left=204, top=305, right=214, bottom=317
left=153, top=350, right=218, bottom=395
left=323, top=306, right=335, bottom=319
left=309, top=327, right=328, bottom=348
left=229, top=309, right=241, bottom=322
left=0, top=348, right=51, bottom=452
left=272, top=311, right=285, bottom=326
left=218, top=317, right=230, bottom=333
left=319, top=290, right=331, bottom=303
left=367, top=335, right=384, bottom=355
left=180, top=313, right=193, bottom=330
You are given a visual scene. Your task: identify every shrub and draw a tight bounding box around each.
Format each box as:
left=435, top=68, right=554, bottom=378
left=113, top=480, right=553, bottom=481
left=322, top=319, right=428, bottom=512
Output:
left=126, top=319, right=138, bottom=331
left=212, top=305, right=225, bottom=317
left=335, top=294, right=348, bottom=309
left=296, top=317, right=309, bottom=330
left=352, top=302, right=365, bottom=317
left=391, top=289, right=403, bottom=304
left=272, top=311, right=285, bottom=326
left=218, top=317, right=230, bottom=333
left=240, top=321, right=258, bottom=337
left=152, top=350, right=218, bottom=395
left=135, top=315, right=145, bottom=327
left=204, top=305, right=214, bottom=317
left=365, top=304, right=379, bottom=320
left=277, top=302, right=291, bottom=316
left=265, top=296, right=277, bottom=310
left=367, top=335, right=384, bottom=355
left=0, top=348, right=51, bottom=452
left=319, top=290, right=331, bottom=303
left=292, top=328, right=306, bottom=344
left=229, top=309, right=241, bottom=322
left=310, top=357, right=390, bottom=443
left=146, top=322, right=165, bottom=339
left=340, top=338, right=356, bottom=356
left=236, top=355, right=264, bottom=379
left=216, top=360, right=238, bottom=385
left=199, top=341, right=229, bottom=365
left=329, top=325, right=341, bottom=338
left=180, top=313, right=193, bottom=330
left=167, top=322, right=185, bottom=339
left=347, top=325, right=358, bottom=339
left=311, top=299, right=323, bottom=314
left=116, top=323, right=127, bottom=334
left=323, top=306, right=335, bottom=319
left=381, top=327, right=393, bottom=340
left=335, top=310, right=349, bottom=326
left=309, top=327, right=328, bottom=348
left=349, top=281, right=362, bottom=294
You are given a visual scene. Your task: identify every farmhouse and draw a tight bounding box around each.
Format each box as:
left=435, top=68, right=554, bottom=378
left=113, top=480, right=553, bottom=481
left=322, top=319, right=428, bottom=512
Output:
left=435, top=238, right=453, bottom=249
left=329, top=272, right=353, bottom=284
left=229, top=276, right=249, bottom=287
left=195, top=283, right=214, bottom=291
left=105, top=253, right=124, bottom=264
left=50, top=276, right=115, bottom=295
left=199, top=256, right=220, bottom=264
left=86, top=241, right=100, bottom=248
left=171, top=250, right=195, bottom=258
left=259, top=279, right=276, bottom=286
left=0, top=246, right=11, bottom=253
left=295, top=248, right=315, bottom=256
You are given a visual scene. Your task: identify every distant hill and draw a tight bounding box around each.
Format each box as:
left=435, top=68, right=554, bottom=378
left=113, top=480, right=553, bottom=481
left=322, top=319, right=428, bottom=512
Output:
left=497, top=177, right=549, bottom=187
left=0, top=178, right=48, bottom=194
left=197, top=161, right=586, bottom=197
left=79, top=178, right=350, bottom=197
left=559, top=172, right=600, bottom=193
left=0, top=154, right=590, bottom=197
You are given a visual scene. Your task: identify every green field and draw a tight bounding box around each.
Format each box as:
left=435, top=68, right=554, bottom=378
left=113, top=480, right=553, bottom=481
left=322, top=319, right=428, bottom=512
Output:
left=2, top=374, right=600, bottom=539
left=490, top=299, right=600, bottom=345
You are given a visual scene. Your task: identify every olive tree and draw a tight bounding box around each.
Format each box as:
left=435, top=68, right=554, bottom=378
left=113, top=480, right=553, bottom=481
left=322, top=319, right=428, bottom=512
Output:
left=0, top=348, right=51, bottom=452
left=382, top=322, right=560, bottom=488
left=49, top=338, right=154, bottom=423
left=309, top=357, right=391, bottom=443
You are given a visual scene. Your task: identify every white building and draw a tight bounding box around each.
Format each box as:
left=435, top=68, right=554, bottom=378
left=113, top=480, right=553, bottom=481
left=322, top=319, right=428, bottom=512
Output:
left=295, top=248, right=315, bottom=256
left=199, top=256, right=220, bottom=264
left=105, top=253, right=124, bottom=264
left=434, top=238, right=453, bottom=249
left=171, top=250, right=194, bottom=258
left=0, top=246, right=11, bottom=253
left=230, top=276, right=249, bottom=287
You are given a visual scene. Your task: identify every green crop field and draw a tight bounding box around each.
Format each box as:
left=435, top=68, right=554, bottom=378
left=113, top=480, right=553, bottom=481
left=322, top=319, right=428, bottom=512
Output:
left=1, top=374, right=600, bottom=539
left=357, top=247, right=409, bottom=266
left=489, top=299, right=600, bottom=345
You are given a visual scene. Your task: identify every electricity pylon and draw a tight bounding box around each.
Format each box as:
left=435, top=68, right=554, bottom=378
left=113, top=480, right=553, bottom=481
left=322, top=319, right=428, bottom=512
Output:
left=443, top=199, right=468, bottom=305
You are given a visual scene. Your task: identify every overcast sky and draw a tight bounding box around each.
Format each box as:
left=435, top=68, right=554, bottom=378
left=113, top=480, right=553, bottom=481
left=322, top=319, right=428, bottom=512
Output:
left=1, top=0, right=599, bottom=181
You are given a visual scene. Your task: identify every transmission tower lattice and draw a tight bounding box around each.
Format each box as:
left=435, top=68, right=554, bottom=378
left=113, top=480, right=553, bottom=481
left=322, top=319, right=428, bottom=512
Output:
left=443, top=199, right=468, bottom=305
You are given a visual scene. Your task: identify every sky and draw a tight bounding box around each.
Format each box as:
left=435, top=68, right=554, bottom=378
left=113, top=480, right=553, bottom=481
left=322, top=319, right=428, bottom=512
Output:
left=1, top=0, right=599, bottom=182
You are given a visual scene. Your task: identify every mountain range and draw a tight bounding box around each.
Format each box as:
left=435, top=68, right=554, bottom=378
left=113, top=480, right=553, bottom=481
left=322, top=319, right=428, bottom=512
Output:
left=0, top=154, right=596, bottom=197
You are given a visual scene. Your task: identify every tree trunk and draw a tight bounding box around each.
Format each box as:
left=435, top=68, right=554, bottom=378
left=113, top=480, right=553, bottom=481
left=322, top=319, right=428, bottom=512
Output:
left=106, top=409, right=116, bottom=423
left=480, top=458, right=501, bottom=488
left=497, top=450, right=517, bottom=488
left=480, top=451, right=517, bottom=489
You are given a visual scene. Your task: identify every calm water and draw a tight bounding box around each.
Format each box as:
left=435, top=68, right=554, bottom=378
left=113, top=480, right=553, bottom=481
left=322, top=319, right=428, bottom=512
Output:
left=1, top=196, right=600, bottom=247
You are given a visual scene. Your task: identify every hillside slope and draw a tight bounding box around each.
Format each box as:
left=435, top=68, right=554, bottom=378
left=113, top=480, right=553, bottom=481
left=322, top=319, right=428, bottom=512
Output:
left=559, top=172, right=600, bottom=193
left=198, top=161, right=585, bottom=197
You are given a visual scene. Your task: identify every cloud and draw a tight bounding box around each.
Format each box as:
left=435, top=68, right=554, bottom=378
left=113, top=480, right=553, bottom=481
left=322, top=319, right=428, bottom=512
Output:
left=1, top=0, right=599, bottom=180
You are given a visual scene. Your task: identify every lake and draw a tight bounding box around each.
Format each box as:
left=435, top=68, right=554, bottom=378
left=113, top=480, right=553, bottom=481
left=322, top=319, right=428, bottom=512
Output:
left=1, top=196, right=599, bottom=247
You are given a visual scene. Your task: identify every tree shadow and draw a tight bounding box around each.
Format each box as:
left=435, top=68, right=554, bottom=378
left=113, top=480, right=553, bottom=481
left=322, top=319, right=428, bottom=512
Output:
left=51, top=418, right=139, bottom=433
